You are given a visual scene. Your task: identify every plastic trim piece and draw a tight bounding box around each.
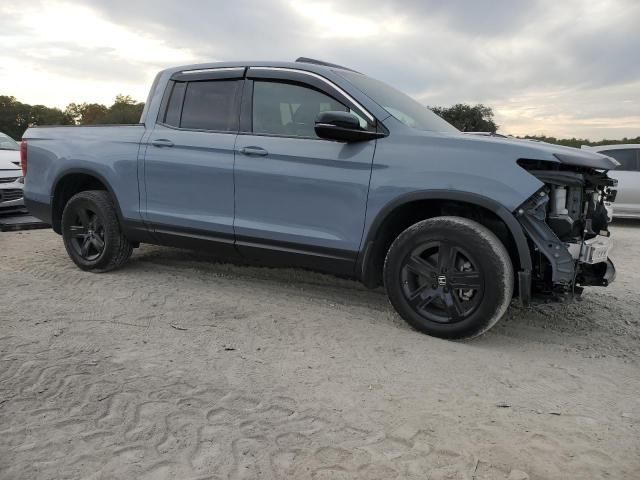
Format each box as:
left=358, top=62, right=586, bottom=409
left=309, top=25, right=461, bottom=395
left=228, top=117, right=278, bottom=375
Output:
left=170, top=67, right=245, bottom=82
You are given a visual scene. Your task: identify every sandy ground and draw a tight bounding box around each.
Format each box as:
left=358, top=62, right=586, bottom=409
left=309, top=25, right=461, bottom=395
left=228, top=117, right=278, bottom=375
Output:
left=0, top=223, right=639, bottom=480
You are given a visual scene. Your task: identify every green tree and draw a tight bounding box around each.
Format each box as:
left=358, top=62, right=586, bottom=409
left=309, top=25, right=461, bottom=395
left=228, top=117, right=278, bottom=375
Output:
left=431, top=103, right=498, bottom=133
left=65, top=102, right=109, bottom=124
left=0, top=96, right=30, bottom=139
left=28, top=104, right=73, bottom=128
left=103, top=95, right=144, bottom=124
left=0, top=95, right=72, bottom=139
left=1, top=94, right=145, bottom=138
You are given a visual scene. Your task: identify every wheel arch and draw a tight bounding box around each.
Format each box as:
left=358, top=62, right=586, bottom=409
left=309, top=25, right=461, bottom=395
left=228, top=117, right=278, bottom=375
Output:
left=51, top=168, right=124, bottom=234
left=358, top=190, right=532, bottom=299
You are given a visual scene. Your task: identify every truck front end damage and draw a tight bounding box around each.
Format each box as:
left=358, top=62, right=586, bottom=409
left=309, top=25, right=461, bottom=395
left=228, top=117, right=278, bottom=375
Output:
left=516, top=159, right=617, bottom=297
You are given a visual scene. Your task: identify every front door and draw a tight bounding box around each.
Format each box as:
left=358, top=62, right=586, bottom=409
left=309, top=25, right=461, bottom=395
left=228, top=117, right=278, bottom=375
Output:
left=233, top=70, right=378, bottom=272
left=142, top=70, right=244, bottom=246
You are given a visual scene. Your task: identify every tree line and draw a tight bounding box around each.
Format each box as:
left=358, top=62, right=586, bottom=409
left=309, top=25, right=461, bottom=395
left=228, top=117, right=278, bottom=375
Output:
left=0, top=95, right=144, bottom=140
left=430, top=103, right=639, bottom=147
left=1, top=95, right=636, bottom=147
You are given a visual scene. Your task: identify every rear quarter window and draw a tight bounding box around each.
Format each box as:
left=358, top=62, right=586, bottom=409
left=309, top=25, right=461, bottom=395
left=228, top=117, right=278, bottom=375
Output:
left=161, top=82, right=186, bottom=127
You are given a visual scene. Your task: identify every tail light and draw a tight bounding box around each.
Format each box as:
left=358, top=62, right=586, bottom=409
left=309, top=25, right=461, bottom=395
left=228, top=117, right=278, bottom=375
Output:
left=20, top=140, right=27, bottom=177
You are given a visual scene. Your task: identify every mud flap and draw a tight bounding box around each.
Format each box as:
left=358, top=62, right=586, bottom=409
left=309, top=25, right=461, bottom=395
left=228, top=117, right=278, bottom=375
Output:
left=518, top=270, right=532, bottom=306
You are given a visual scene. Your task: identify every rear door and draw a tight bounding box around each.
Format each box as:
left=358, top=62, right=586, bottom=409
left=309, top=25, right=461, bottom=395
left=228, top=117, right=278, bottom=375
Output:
left=233, top=68, right=378, bottom=273
left=602, top=148, right=640, bottom=217
left=142, top=68, right=244, bottom=247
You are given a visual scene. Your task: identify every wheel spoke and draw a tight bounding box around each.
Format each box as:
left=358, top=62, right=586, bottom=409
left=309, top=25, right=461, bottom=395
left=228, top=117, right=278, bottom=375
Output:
left=442, top=291, right=464, bottom=321
left=407, top=283, right=437, bottom=310
left=448, top=271, right=481, bottom=289
left=438, top=243, right=457, bottom=272
left=91, top=235, right=105, bottom=250
left=405, top=255, right=437, bottom=278
left=69, top=225, right=88, bottom=238
left=80, top=237, right=91, bottom=257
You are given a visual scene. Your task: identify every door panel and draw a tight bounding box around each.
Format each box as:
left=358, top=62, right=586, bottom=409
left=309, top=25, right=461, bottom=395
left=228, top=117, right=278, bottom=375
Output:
left=143, top=124, right=236, bottom=240
left=142, top=74, right=244, bottom=243
left=234, top=135, right=375, bottom=256
left=603, top=148, right=640, bottom=216
left=233, top=74, right=378, bottom=271
left=610, top=171, right=640, bottom=215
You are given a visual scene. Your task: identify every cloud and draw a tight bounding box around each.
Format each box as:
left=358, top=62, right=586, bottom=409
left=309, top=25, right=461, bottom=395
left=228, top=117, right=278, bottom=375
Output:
left=0, top=0, right=638, bottom=139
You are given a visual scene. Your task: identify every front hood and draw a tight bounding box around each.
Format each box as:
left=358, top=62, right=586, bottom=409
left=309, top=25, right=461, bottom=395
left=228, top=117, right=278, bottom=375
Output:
left=0, top=149, right=21, bottom=170
left=458, top=133, right=620, bottom=170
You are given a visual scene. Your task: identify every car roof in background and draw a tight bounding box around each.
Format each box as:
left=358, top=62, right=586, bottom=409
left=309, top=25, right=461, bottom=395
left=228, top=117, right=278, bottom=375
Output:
left=582, top=144, right=640, bottom=151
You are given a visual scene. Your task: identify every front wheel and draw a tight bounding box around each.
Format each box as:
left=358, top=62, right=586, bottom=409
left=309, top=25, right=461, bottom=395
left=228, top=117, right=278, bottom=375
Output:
left=61, top=190, right=133, bottom=272
left=384, top=216, right=513, bottom=339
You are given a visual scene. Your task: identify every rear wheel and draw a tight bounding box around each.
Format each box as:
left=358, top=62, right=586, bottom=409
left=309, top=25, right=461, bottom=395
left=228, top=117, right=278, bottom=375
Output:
left=61, top=190, right=132, bottom=272
left=384, top=216, right=513, bottom=339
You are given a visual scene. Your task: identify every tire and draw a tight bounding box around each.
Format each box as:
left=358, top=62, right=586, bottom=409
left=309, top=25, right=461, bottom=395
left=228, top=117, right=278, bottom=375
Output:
left=61, top=190, right=133, bottom=272
left=383, top=216, right=513, bottom=339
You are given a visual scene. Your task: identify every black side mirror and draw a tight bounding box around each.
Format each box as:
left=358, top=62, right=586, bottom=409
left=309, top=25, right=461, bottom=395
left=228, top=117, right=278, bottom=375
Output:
left=314, top=111, right=385, bottom=142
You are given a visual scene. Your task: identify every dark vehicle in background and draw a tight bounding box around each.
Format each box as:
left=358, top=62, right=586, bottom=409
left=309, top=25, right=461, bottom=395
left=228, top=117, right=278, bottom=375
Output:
left=582, top=144, right=640, bottom=218
left=0, top=132, right=24, bottom=213
left=21, top=58, right=619, bottom=339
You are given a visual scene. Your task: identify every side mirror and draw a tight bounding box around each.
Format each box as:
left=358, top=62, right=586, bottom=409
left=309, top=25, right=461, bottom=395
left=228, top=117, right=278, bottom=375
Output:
left=314, top=111, right=385, bottom=142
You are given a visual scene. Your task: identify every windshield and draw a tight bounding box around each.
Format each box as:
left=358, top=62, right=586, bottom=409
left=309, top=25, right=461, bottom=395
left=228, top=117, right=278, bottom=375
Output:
left=0, top=133, right=19, bottom=150
left=337, top=70, right=459, bottom=133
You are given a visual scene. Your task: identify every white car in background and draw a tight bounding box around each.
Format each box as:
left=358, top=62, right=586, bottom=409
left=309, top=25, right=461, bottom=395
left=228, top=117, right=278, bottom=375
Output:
left=582, top=144, right=640, bottom=219
left=0, top=132, right=25, bottom=213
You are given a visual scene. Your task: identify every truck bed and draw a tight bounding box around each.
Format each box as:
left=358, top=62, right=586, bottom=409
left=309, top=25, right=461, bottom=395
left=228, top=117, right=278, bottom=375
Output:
left=23, top=124, right=147, bottom=226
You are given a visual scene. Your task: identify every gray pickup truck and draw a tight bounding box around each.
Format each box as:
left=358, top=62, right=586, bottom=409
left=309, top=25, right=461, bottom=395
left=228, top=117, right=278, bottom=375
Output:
left=22, top=58, right=619, bottom=339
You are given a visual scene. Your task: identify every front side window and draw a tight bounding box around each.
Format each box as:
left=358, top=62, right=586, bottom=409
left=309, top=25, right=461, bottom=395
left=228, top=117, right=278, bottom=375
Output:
left=179, top=80, right=241, bottom=132
left=252, top=81, right=368, bottom=138
left=602, top=149, right=640, bottom=171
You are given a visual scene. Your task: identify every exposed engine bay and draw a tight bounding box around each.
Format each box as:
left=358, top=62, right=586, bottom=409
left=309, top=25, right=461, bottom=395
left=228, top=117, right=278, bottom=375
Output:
left=516, top=159, right=618, bottom=296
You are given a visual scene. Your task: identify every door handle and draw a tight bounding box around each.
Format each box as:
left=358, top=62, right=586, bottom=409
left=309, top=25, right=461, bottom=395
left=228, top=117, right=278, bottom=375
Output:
left=239, top=146, right=268, bottom=156
left=151, top=139, right=174, bottom=148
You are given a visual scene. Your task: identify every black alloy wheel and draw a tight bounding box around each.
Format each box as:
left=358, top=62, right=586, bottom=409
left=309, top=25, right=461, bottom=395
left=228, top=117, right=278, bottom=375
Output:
left=67, top=206, right=106, bottom=261
left=400, top=241, right=483, bottom=324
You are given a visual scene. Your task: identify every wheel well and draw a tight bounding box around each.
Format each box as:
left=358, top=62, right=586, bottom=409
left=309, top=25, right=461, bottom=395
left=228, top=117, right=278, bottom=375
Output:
left=51, top=173, right=109, bottom=233
left=361, top=199, right=520, bottom=288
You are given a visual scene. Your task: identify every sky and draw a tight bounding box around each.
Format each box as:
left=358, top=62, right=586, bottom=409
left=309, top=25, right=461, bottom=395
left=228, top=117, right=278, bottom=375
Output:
left=1, top=0, right=639, bottom=140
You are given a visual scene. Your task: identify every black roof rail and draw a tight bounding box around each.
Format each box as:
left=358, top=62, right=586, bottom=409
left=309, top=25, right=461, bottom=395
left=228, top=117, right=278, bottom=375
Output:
left=295, top=57, right=360, bottom=73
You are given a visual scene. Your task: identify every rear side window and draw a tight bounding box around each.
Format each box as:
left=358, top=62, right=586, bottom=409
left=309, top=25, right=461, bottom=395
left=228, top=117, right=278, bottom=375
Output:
left=602, top=149, right=640, bottom=171
left=179, top=80, right=241, bottom=132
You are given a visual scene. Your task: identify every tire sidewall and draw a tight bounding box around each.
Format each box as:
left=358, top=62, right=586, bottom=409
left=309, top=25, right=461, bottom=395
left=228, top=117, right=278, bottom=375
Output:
left=384, top=217, right=513, bottom=339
